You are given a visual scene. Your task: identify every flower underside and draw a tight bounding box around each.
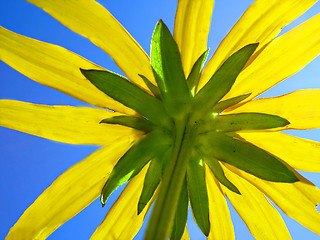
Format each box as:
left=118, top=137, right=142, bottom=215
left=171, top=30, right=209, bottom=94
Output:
left=81, top=20, right=298, bottom=239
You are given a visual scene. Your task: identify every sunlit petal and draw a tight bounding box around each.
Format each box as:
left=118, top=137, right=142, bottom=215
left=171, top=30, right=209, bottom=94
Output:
left=173, top=0, right=214, bottom=76
left=26, top=0, right=154, bottom=88
left=0, top=27, right=133, bottom=114
left=0, top=100, right=139, bottom=145
left=90, top=165, right=154, bottom=240
left=228, top=90, right=320, bottom=130
left=199, top=0, right=317, bottom=89
left=206, top=166, right=235, bottom=240
left=226, top=164, right=320, bottom=235
left=238, top=132, right=320, bottom=172
left=181, top=226, right=190, bottom=240
left=6, top=139, right=132, bottom=240
left=224, top=13, right=320, bottom=100
left=223, top=167, right=291, bottom=240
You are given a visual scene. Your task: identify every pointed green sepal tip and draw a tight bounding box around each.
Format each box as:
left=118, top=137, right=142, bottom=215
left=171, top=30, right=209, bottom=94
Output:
left=192, top=43, right=259, bottom=122
left=138, top=74, right=161, bottom=99
left=137, top=157, right=162, bottom=215
left=213, top=113, right=291, bottom=133
left=203, top=156, right=240, bottom=194
left=187, top=48, right=210, bottom=95
left=137, top=203, right=144, bottom=215
left=199, top=132, right=299, bottom=183
left=80, top=68, right=169, bottom=126
left=151, top=19, right=191, bottom=117
left=212, top=92, right=252, bottom=113
left=100, top=130, right=172, bottom=207
left=100, top=115, right=154, bottom=132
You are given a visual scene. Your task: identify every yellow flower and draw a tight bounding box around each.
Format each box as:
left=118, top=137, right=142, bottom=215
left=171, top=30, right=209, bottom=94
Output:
left=1, top=0, right=320, bottom=239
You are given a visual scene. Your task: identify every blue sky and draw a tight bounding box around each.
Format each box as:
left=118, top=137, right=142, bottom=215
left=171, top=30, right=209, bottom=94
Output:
left=0, top=0, right=320, bottom=239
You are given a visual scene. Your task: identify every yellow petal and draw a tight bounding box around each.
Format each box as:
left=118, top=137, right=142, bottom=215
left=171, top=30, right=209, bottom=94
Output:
left=224, top=13, right=320, bottom=100
left=199, top=0, right=317, bottom=89
left=90, top=165, right=154, bottom=240
left=222, top=167, right=291, bottom=240
left=238, top=131, right=320, bottom=172
left=0, top=27, right=133, bottom=114
left=0, top=100, right=140, bottom=145
left=173, top=0, right=214, bottom=76
left=228, top=90, right=320, bottom=130
left=181, top=226, right=190, bottom=240
left=226, top=164, right=320, bottom=235
left=6, top=139, right=132, bottom=240
left=206, top=166, right=235, bottom=240
left=26, top=0, right=154, bottom=88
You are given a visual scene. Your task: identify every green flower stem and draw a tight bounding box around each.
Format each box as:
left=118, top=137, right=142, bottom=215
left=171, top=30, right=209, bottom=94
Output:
left=144, top=116, right=195, bottom=240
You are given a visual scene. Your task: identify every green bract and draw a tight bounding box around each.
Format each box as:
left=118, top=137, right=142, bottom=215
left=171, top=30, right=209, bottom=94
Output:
left=100, top=115, right=154, bottom=132
left=203, top=155, right=240, bottom=194
left=151, top=20, right=191, bottom=118
left=80, top=69, right=170, bottom=127
left=191, top=43, right=258, bottom=122
left=187, top=154, right=210, bottom=236
left=170, top=178, right=188, bottom=240
left=187, top=49, right=209, bottom=96
left=100, top=129, right=172, bottom=207
left=137, top=153, right=163, bottom=214
left=81, top=20, right=297, bottom=240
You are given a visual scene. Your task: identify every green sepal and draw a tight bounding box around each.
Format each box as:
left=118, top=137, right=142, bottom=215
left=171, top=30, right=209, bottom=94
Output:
left=137, top=156, right=162, bottom=215
left=192, top=43, right=258, bottom=121
left=203, top=156, right=240, bottom=194
left=198, top=132, right=299, bottom=183
left=80, top=69, right=169, bottom=126
left=213, top=113, right=290, bottom=132
left=212, top=93, right=251, bottom=113
left=138, top=74, right=161, bottom=99
left=187, top=154, right=210, bottom=236
left=100, top=130, right=171, bottom=206
left=225, top=132, right=246, bottom=141
left=100, top=115, right=154, bottom=132
left=170, top=177, right=188, bottom=240
left=151, top=20, right=191, bottom=117
left=161, top=147, right=173, bottom=178
left=187, top=49, right=209, bottom=96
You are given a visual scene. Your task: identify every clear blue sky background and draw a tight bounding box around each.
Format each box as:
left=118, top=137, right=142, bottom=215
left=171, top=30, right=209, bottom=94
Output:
left=0, top=0, right=320, bottom=239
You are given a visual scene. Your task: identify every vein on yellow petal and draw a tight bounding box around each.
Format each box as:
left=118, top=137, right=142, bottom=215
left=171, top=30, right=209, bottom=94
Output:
left=6, top=139, right=132, bottom=240
left=90, top=165, right=155, bottom=240
left=223, top=166, right=291, bottom=240
left=173, top=0, right=214, bottom=76
left=200, top=0, right=318, bottom=90
left=206, top=166, right=235, bottom=240
left=0, top=100, right=140, bottom=145
left=26, top=0, right=155, bottom=89
left=238, top=131, right=320, bottom=172
left=228, top=89, right=320, bottom=130
left=0, top=27, right=135, bottom=114
left=224, top=13, right=320, bottom=101
left=225, top=164, right=320, bottom=235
